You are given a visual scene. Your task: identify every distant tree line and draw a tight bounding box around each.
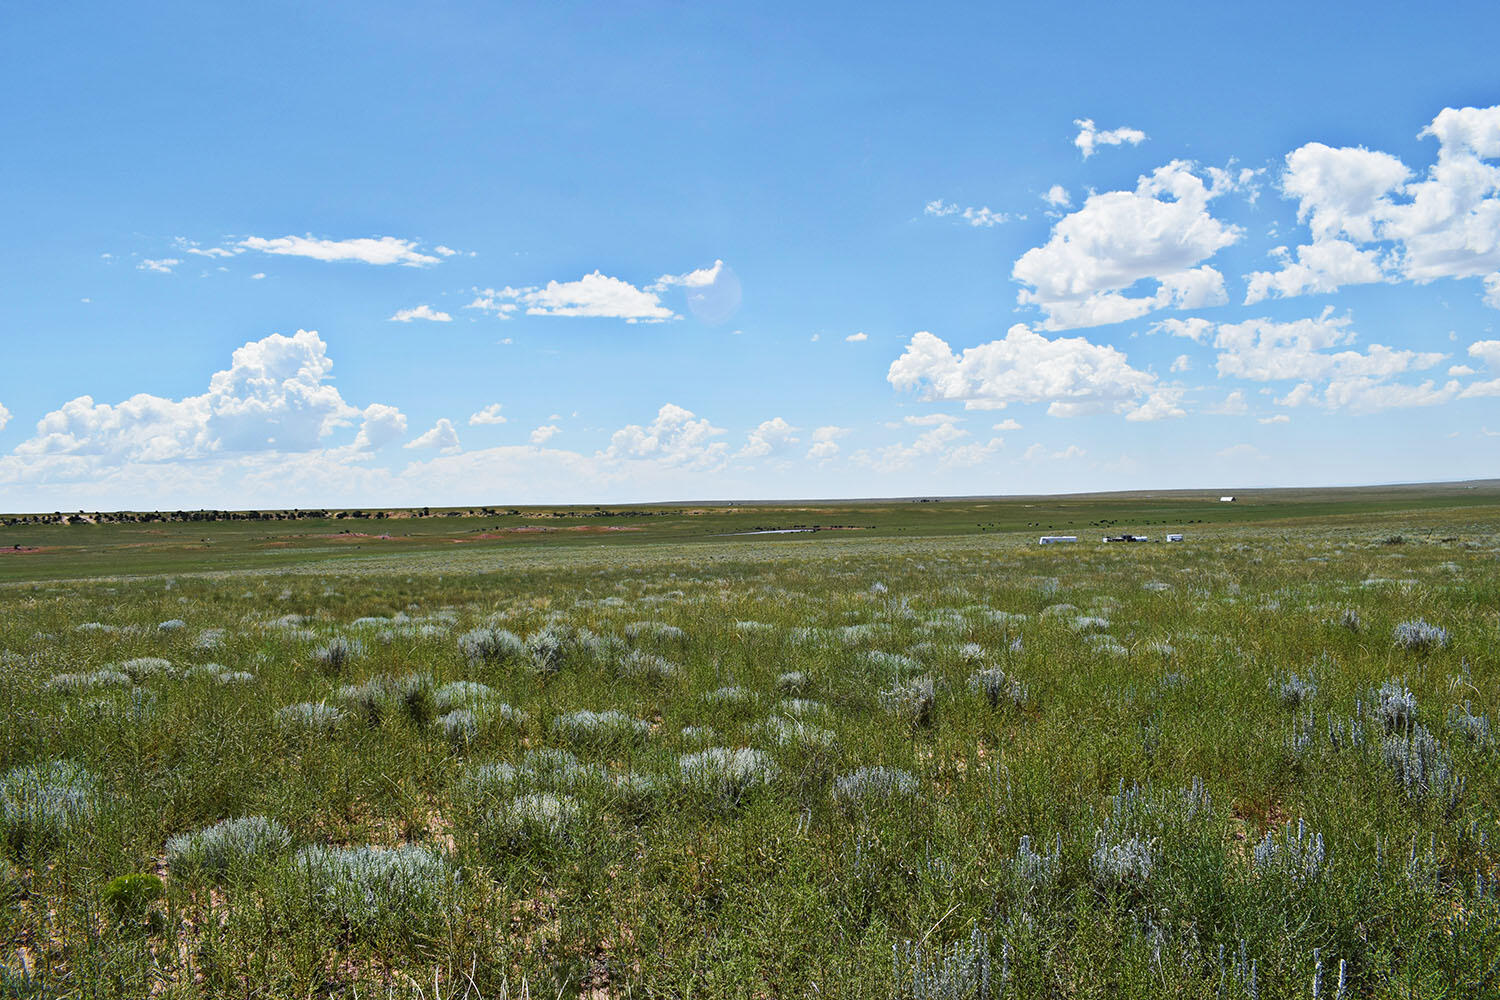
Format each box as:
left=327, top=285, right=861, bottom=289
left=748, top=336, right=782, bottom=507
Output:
left=0, top=506, right=681, bottom=526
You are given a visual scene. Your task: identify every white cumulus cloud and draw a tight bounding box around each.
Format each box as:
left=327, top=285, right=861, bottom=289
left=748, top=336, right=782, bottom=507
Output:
left=738, top=417, right=799, bottom=459
left=602, top=404, right=727, bottom=469
left=530, top=424, right=561, bottom=445
left=1251, top=105, right=1500, bottom=306
left=1212, top=310, right=1444, bottom=384
left=467, top=272, right=676, bottom=322
left=650, top=259, right=724, bottom=290
left=887, top=326, right=1182, bottom=421
left=1012, top=161, right=1240, bottom=329
left=924, top=200, right=1009, bottom=227
left=2, top=330, right=382, bottom=485
left=389, top=305, right=453, bottom=323
left=806, top=425, right=849, bottom=461
left=1074, top=118, right=1147, bottom=158
left=405, top=418, right=461, bottom=454
left=468, top=404, right=507, bottom=426
left=846, top=331, right=868, bottom=342
left=138, top=258, right=180, bottom=273
left=238, top=235, right=440, bottom=267
left=352, top=403, right=408, bottom=451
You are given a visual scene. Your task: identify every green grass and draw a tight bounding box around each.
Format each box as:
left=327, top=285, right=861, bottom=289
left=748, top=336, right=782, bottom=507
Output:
left=1, top=486, right=1499, bottom=996
left=1, top=479, right=1495, bottom=582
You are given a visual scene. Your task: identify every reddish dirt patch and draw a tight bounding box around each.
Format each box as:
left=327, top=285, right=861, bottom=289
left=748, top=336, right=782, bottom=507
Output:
left=0, top=545, right=51, bottom=555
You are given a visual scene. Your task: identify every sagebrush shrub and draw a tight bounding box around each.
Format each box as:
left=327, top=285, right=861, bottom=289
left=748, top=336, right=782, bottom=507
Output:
left=678, top=748, right=776, bottom=812
left=552, top=709, right=651, bottom=747
left=0, top=760, right=97, bottom=853
left=881, top=677, right=936, bottom=727
left=457, top=627, right=525, bottom=666
left=833, top=766, right=918, bottom=812
left=480, top=792, right=584, bottom=851
left=44, top=669, right=130, bottom=694
left=1090, top=834, right=1155, bottom=890
left=969, top=667, right=1027, bottom=708
left=167, top=816, right=292, bottom=880
left=275, top=702, right=346, bottom=734
left=1393, top=619, right=1449, bottom=652
left=291, top=844, right=457, bottom=937
left=1374, top=680, right=1418, bottom=732
left=312, top=637, right=361, bottom=672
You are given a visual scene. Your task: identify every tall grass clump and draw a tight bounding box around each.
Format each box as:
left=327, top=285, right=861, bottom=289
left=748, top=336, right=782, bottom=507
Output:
left=758, top=716, right=836, bottom=749
left=1090, top=833, right=1155, bottom=892
left=458, top=752, right=605, bottom=808
left=776, top=671, right=810, bottom=694
left=617, top=648, right=679, bottom=681
left=166, top=816, right=292, bottom=881
left=437, top=708, right=479, bottom=746
left=704, top=685, right=753, bottom=707
left=1, top=761, right=98, bottom=853
left=1011, top=834, right=1061, bottom=894
left=1447, top=702, right=1492, bottom=745
left=337, top=672, right=436, bottom=727
left=625, top=621, right=685, bottom=643
left=526, top=624, right=576, bottom=673
left=119, top=656, right=173, bottom=681
left=434, top=680, right=496, bottom=712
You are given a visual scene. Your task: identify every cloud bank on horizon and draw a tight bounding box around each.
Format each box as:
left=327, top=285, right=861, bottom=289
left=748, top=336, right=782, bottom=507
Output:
left=1, top=4, right=1496, bottom=508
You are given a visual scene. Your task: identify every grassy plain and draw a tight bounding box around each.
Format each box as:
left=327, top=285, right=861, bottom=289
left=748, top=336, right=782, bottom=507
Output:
left=2, top=482, right=1499, bottom=997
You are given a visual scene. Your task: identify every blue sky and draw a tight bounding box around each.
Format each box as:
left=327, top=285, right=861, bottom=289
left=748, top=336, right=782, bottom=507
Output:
left=2, top=1, right=1498, bottom=509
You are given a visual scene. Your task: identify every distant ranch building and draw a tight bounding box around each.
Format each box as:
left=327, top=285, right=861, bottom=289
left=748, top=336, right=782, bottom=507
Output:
left=1219, top=496, right=1236, bottom=502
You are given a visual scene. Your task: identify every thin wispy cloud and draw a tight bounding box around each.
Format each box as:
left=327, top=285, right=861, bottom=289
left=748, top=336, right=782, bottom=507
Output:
left=239, top=235, right=441, bottom=267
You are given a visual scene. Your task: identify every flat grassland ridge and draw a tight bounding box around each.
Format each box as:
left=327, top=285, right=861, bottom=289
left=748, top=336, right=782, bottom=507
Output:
left=1, top=483, right=1498, bottom=996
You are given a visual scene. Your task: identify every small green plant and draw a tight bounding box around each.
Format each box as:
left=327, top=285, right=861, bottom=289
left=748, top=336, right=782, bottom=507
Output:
left=101, top=873, right=163, bottom=931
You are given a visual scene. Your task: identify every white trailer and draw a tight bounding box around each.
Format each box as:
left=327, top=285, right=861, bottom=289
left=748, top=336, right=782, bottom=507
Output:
left=1038, top=535, right=1077, bottom=545
left=1166, top=533, right=1183, bottom=542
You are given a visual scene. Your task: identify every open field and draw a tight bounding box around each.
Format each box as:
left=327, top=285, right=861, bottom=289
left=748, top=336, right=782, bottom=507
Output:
left=2, top=480, right=1497, bottom=583
left=3, top=484, right=1500, bottom=996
